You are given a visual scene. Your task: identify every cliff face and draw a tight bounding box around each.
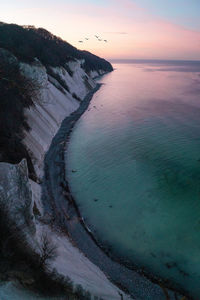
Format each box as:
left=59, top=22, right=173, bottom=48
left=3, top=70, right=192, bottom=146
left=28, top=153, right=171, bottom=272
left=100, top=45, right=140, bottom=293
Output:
left=0, top=159, right=35, bottom=235
left=21, top=58, right=100, bottom=179
left=20, top=57, right=107, bottom=218
left=0, top=22, right=113, bottom=177
left=0, top=23, right=132, bottom=300
left=0, top=160, right=132, bottom=300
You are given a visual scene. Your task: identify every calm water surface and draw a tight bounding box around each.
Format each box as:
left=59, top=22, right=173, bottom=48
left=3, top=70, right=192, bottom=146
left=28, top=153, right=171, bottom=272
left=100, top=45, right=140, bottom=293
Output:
left=66, top=61, right=200, bottom=297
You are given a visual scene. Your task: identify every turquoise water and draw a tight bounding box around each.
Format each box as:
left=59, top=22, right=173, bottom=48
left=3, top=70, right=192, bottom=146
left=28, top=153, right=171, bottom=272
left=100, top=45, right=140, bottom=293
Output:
left=67, top=61, right=200, bottom=297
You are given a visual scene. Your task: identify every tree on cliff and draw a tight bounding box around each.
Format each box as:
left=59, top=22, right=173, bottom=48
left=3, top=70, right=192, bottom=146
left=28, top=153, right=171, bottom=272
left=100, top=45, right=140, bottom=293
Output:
left=39, top=232, right=57, bottom=268
left=0, top=22, right=113, bottom=73
left=0, top=49, right=40, bottom=179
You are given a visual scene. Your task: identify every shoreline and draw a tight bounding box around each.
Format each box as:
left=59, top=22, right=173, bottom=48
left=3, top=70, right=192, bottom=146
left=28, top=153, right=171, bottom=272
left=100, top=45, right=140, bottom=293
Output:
left=42, top=80, right=186, bottom=300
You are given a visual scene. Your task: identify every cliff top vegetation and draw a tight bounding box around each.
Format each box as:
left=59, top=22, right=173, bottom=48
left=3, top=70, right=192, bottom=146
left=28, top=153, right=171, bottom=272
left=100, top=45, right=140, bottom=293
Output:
left=0, top=22, right=113, bottom=73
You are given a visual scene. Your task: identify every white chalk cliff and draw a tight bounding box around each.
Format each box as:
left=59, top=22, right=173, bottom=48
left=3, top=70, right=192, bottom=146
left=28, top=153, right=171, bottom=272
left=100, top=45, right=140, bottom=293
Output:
left=0, top=56, right=132, bottom=299
left=21, top=59, right=97, bottom=179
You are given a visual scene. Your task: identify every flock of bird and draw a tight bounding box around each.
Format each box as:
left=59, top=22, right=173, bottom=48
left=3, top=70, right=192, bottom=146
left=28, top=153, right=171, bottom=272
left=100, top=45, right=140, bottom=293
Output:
left=78, top=35, right=108, bottom=43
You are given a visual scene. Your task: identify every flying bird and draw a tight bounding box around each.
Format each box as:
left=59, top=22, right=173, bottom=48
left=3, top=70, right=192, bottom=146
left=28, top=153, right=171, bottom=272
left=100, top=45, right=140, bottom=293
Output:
left=78, top=40, right=83, bottom=43
left=85, top=38, right=89, bottom=40
left=94, top=35, right=108, bottom=43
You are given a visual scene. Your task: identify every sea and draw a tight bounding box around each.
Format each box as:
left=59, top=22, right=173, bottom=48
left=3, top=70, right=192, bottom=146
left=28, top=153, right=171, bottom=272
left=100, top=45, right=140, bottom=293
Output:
left=66, top=59, right=200, bottom=297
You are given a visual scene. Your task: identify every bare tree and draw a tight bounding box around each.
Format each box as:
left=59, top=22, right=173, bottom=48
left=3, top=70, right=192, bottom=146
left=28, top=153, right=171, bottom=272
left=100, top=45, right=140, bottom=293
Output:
left=39, top=232, right=57, bottom=268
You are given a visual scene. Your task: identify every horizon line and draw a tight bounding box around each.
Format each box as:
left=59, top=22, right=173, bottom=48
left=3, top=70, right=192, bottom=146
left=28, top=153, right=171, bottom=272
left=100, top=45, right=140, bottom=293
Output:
left=107, top=58, right=200, bottom=62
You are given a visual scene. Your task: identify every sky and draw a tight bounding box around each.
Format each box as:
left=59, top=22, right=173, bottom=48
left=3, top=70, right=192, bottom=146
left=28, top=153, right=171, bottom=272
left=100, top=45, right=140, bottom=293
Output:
left=1, top=0, right=200, bottom=60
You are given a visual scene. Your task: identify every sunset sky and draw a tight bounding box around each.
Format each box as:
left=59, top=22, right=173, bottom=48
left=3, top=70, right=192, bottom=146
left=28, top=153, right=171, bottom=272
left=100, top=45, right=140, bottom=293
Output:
left=1, top=0, right=200, bottom=60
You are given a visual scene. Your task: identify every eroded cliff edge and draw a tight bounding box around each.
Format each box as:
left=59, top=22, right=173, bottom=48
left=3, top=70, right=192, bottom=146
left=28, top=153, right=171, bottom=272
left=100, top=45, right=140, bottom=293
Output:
left=0, top=23, right=133, bottom=300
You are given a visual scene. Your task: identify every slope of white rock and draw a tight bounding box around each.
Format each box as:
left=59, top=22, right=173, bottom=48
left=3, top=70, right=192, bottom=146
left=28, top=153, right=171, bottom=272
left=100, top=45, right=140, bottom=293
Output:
left=0, top=159, right=35, bottom=236
left=0, top=159, right=131, bottom=300
left=22, top=62, right=107, bottom=179
left=0, top=57, right=133, bottom=299
left=21, top=59, right=97, bottom=179
left=36, top=223, right=132, bottom=300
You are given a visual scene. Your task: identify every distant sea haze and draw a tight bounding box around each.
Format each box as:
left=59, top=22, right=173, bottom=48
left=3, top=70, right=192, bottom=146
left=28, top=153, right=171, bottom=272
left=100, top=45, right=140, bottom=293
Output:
left=109, top=59, right=200, bottom=72
left=67, top=60, right=200, bottom=298
left=109, top=58, right=200, bottom=64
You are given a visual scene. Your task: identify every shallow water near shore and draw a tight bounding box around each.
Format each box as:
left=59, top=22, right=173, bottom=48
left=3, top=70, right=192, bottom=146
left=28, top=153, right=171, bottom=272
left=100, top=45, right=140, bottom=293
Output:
left=67, top=60, right=200, bottom=297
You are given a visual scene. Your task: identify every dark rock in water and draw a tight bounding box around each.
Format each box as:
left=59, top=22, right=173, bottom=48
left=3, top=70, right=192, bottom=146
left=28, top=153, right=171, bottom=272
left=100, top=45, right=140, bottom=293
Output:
left=109, top=205, right=113, bottom=208
left=93, top=198, right=98, bottom=202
